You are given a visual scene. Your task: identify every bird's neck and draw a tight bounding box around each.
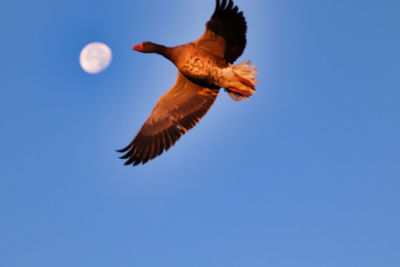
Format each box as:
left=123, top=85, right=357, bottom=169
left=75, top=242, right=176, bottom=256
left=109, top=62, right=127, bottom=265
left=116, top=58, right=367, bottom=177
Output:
left=152, top=44, right=178, bottom=62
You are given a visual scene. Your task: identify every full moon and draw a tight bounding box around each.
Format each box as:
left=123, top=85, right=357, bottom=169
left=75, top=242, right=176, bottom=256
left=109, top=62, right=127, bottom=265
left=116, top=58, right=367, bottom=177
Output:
left=79, top=42, right=112, bottom=74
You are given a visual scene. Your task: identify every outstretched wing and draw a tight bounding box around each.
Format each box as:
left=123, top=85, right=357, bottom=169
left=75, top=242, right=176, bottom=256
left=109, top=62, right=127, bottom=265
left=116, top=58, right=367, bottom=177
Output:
left=194, top=0, right=247, bottom=63
left=118, top=72, right=219, bottom=166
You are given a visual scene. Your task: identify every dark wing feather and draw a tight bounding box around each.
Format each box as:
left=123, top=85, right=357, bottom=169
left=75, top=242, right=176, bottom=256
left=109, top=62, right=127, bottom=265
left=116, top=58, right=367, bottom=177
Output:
left=118, top=72, right=219, bottom=166
left=195, top=0, right=247, bottom=63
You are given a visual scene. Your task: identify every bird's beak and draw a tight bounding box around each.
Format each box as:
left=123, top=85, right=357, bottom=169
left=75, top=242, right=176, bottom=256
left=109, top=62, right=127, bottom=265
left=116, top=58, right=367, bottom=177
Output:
left=132, top=43, right=143, bottom=52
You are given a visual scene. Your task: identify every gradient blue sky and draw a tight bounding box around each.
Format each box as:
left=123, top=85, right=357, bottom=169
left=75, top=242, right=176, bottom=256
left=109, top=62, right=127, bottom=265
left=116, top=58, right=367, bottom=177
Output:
left=1, top=0, right=399, bottom=266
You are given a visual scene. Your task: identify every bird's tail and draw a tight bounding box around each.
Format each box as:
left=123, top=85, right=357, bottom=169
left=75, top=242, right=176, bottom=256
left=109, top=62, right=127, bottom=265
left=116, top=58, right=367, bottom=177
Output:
left=226, top=60, right=258, bottom=101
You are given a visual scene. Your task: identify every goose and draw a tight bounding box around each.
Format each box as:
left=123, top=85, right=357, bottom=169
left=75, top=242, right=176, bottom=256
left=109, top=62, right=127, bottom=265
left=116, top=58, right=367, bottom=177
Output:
left=118, top=0, right=258, bottom=166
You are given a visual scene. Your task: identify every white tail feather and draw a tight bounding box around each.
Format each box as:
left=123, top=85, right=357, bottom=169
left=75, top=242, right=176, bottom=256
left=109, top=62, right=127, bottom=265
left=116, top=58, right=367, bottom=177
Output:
left=232, top=60, right=258, bottom=87
left=227, top=60, right=258, bottom=101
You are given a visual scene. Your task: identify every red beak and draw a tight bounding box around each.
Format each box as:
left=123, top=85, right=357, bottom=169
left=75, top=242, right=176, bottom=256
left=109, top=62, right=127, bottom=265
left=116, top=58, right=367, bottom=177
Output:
left=132, top=43, right=143, bottom=51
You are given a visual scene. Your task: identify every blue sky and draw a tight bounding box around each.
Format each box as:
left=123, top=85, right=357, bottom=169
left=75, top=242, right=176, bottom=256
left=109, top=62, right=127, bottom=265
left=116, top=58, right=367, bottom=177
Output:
left=1, top=0, right=399, bottom=266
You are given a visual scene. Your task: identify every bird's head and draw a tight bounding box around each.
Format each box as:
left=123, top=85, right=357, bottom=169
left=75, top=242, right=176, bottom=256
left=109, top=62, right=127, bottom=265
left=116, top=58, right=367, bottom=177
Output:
left=132, top=41, right=163, bottom=53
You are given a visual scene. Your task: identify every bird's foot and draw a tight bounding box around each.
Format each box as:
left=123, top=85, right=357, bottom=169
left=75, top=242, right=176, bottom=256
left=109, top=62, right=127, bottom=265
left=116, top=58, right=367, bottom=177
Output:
left=228, top=87, right=251, bottom=97
left=226, top=87, right=253, bottom=101
left=234, top=72, right=256, bottom=89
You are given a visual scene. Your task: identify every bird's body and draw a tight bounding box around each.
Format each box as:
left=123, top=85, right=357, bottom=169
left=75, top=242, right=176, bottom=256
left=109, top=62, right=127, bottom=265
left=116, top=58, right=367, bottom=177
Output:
left=177, top=44, right=256, bottom=94
left=151, top=43, right=228, bottom=86
left=174, top=43, right=228, bottom=84
left=118, top=0, right=258, bottom=165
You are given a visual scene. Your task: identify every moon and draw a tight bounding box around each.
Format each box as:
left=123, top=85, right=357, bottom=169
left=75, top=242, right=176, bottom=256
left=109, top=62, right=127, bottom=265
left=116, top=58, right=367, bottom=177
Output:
left=79, top=42, right=112, bottom=74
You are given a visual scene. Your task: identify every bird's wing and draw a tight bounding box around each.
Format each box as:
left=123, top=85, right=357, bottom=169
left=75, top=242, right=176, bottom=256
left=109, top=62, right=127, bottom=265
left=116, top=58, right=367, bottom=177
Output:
left=118, top=72, right=219, bottom=166
left=194, top=0, right=247, bottom=63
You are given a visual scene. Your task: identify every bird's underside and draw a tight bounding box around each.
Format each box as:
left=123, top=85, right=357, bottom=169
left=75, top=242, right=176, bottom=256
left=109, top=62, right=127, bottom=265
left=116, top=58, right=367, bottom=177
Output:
left=118, top=0, right=257, bottom=166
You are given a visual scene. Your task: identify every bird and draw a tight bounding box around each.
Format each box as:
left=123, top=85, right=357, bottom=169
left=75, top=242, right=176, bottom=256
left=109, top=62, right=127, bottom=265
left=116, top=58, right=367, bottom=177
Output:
left=118, top=0, right=258, bottom=166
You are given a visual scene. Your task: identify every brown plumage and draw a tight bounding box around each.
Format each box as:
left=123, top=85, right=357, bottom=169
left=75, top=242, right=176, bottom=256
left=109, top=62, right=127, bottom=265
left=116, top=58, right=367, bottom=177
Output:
left=118, top=0, right=257, bottom=166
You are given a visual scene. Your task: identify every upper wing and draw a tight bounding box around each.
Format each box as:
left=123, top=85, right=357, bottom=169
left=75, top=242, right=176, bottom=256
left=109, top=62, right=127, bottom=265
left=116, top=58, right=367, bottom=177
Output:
left=118, top=72, right=219, bottom=166
left=194, top=0, right=247, bottom=63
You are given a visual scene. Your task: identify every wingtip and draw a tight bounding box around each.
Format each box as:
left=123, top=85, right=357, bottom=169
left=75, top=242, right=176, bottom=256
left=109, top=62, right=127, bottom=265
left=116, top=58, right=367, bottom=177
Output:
left=222, top=0, right=227, bottom=8
left=227, top=0, right=233, bottom=9
left=116, top=145, right=130, bottom=153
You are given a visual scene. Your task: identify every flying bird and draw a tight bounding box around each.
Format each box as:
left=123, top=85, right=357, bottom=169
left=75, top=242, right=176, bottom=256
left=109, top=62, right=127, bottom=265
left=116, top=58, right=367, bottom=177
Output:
left=118, top=0, right=258, bottom=166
